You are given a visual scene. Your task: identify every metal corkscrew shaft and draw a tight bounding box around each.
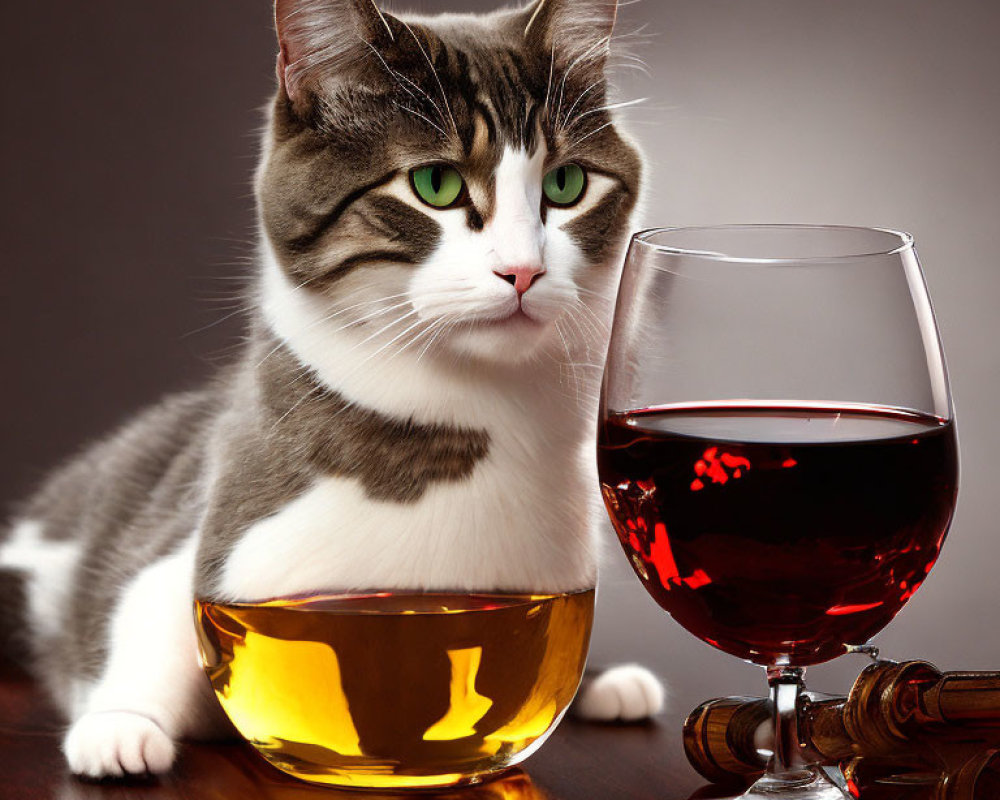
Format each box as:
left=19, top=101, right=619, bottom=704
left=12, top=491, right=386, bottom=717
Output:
left=683, top=660, right=1000, bottom=798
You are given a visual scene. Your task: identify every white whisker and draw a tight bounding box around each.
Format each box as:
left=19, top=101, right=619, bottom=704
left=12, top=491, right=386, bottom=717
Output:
left=415, top=317, right=454, bottom=364
left=268, top=384, right=324, bottom=435
left=559, top=79, right=602, bottom=132
left=543, top=40, right=557, bottom=118
left=395, top=102, right=450, bottom=139
left=567, top=120, right=615, bottom=148
left=354, top=308, right=421, bottom=349
left=255, top=291, right=414, bottom=370
left=400, top=20, right=459, bottom=136
left=357, top=315, right=432, bottom=365
left=554, top=36, right=611, bottom=127
left=362, top=38, right=453, bottom=134
left=568, top=97, right=648, bottom=130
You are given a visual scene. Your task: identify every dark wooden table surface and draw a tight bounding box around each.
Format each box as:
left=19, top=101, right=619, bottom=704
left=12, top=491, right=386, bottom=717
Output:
left=1, top=657, right=736, bottom=800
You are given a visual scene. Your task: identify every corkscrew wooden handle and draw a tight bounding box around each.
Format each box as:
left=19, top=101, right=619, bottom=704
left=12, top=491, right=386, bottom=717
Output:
left=682, top=696, right=770, bottom=783
left=682, top=660, right=1000, bottom=794
left=842, top=751, right=1000, bottom=800
left=920, top=672, right=1000, bottom=726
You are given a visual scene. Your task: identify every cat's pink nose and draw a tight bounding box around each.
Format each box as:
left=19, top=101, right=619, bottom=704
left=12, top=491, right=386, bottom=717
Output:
left=494, top=265, right=545, bottom=296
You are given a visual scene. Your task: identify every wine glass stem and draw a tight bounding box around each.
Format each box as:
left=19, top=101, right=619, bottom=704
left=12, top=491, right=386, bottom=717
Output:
left=764, top=666, right=815, bottom=786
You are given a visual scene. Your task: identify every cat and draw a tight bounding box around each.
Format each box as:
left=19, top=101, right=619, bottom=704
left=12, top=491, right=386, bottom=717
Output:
left=0, top=0, right=664, bottom=779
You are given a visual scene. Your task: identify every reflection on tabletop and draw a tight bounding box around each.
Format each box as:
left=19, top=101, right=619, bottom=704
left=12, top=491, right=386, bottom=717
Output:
left=54, top=766, right=546, bottom=800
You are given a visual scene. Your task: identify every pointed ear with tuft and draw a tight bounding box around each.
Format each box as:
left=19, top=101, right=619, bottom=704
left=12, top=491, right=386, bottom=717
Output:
left=521, top=0, right=619, bottom=66
left=274, top=0, right=397, bottom=112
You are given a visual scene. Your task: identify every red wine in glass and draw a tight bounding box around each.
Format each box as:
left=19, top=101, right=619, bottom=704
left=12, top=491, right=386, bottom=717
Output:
left=599, top=226, right=959, bottom=799
left=598, top=403, right=958, bottom=667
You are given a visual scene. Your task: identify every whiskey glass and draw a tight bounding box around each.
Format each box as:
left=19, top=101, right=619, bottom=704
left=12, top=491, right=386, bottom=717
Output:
left=598, top=226, right=959, bottom=799
left=195, top=589, right=594, bottom=789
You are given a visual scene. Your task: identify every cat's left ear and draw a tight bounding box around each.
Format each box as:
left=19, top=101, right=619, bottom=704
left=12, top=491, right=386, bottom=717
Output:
left=520, top=0, right=619, bottom=67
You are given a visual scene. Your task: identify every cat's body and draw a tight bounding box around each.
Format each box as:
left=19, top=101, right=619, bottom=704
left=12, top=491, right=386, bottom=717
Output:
left=0, top=0, right=663, bottom=778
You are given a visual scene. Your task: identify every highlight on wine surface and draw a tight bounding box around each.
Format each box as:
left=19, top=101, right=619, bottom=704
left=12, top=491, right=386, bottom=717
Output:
left=598, top=225, right=958, bottom=800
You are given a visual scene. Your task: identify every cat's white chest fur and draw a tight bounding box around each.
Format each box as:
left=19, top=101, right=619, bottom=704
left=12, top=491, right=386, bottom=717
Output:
left=219, top=252, right=603, bottom=603
left=218, top=436, right=598, bottom=602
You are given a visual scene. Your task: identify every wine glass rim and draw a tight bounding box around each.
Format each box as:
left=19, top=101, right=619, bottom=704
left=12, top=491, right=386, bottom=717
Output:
left=632, top=224, right=915, bottom=264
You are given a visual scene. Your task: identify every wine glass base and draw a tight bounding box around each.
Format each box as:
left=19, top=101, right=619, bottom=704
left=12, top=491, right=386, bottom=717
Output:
left=737, top=768, right=850, bottom=799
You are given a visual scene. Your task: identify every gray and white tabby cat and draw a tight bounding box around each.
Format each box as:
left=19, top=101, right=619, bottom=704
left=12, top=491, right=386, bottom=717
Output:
left=0, top=0, right=663, bottom=778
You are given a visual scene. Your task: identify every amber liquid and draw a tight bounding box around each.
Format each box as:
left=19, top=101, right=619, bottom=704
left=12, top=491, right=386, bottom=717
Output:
left=195, top=590, right=595, bottom=789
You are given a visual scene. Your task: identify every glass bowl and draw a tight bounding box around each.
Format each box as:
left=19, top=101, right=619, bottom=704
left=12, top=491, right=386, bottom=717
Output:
left=194, top=588, right=594, bottom=789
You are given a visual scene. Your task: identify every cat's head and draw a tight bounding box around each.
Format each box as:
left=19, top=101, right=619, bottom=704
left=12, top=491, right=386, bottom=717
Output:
left=258, top=0, right=641, bottom=370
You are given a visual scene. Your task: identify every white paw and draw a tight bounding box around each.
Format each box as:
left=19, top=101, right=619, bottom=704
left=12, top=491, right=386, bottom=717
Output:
left=575, top=664, right=666, bottom=722
left=63, top=711, right=176, bottom=778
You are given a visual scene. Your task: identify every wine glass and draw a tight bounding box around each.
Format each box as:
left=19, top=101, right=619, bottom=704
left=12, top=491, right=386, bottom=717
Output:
left=597, top=226, right=959, bottom=799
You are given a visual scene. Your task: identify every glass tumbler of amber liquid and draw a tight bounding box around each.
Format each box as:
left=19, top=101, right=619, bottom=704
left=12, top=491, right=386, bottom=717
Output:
left=195, top=589, right=594, bottom=789
left=598, top=226, right=959, bottom=799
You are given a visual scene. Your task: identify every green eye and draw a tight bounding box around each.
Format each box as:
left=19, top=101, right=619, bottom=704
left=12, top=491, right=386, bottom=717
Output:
left=543, top=163, right=587, bottom=207
left=411, top=164, right=465, bottom=209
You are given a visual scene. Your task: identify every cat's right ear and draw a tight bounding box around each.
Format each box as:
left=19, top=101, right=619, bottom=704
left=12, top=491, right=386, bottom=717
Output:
left=520, top=0, right=619, bottom=68
left=274, top=0, right=396, bottom=112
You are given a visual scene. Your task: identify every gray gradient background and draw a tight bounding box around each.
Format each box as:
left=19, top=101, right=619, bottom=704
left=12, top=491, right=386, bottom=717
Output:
left=1, top=1, right=997, bottom=701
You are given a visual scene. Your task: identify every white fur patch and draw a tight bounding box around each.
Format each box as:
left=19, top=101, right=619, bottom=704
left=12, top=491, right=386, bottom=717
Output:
left=490, top=147, right=546, bottom=270
left=0, top=520, right=82, bottom=641
left=66, top=538, right=221, bottom=777
left=261, top=251, right=551, bottom=427
left=219, top=431, right=597, bottom=600
left=64, top=711, right=175, bottom=778
left=575, top=664, right=666, bottom=721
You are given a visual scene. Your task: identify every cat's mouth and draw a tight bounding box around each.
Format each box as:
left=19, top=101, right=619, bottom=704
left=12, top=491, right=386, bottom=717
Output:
left=469, top=309, right=543, bottom=329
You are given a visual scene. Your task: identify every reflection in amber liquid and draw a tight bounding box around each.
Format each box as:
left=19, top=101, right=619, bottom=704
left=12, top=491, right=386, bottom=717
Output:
left=195, top=590, right=594, bottom=789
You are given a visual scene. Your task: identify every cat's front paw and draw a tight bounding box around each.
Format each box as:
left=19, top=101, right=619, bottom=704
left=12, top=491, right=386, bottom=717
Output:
left=63, top=711, right=175, bottom=778
left=575, top=664, right=666, bottom=722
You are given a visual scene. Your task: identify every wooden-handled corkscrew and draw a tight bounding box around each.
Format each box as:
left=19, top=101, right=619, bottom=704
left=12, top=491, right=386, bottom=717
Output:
left=683, top=661, right=1000, bottom=799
